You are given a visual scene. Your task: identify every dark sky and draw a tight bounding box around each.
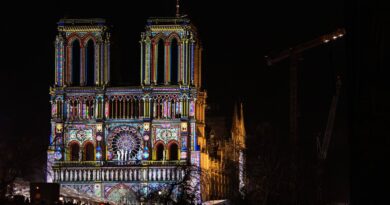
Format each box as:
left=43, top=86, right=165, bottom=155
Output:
left=1, top=0, right=345, bottom=127
left=1, top=0, right=348, bottom=198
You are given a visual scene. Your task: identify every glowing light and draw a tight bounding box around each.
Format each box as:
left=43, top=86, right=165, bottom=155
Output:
left=96, top=152, right=102, bottom=160
left=96, top=135, right=102, bottom=141
left=189, top=101, right=195, bottom=116
left=59, top=197, right=64, bottom=201
left=54, top=151, right=62, bottom=160
left=181, top=151, right=187, bottom=159
left=332, top=36, right=337, bottom=39
left=143, top=147, right=149, bottom=159
left=323, top=39, right=330, bottom=43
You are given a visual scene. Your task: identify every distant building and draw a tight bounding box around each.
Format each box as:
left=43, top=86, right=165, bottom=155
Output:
left=203, top=103, right=247, bottom=201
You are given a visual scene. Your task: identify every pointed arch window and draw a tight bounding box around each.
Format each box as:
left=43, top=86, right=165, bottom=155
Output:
left=72, top=39, right=81, bottom=86
left=86, top=40, right=95, bottom=86
left=157, top=39, right=165, bottom=85
left=170, top=38, right=179, bottom=84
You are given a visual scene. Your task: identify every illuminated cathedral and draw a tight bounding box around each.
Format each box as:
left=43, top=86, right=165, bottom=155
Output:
left=47, top=12, right=246, bottom=204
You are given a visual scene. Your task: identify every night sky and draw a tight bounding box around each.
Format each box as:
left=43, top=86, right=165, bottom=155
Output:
left=2, top=0, right=387, bottom=203
left=1, top=0, right=345, bottom=131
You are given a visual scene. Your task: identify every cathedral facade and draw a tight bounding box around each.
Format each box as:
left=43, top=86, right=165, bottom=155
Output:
left=47, top=16, right=207, bottom=203
left=47, top=15, right=244, bottom=204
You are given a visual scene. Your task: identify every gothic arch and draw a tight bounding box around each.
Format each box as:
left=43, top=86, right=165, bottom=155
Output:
left=82, top=33, right=97, bottom=46
left=81, top=140, right=95, bottom=149
left=83, top=141, right=95, bottom=161
left=152, top=32, right=166, bottom=43
left=68, top=141, right=80, bottom=161
left=85, top=39, right=95, bottom=86
left=67, top=33, right=82, bottom=46
left=167, top=140, right=179, bottom=160
left=169, top=36, right=180, bottom=84
left=70, top=38, right=81, bottom=86
left=166, top=32, right=181, bottom=43
left=154, top=141, right=165, bottom=161
left=156, top=38, right=165, bottom=85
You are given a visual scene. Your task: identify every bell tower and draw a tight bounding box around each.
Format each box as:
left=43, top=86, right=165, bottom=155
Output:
left=55, top=18, right=110, bottom=87
left=139, top=16, right=202, bottom=87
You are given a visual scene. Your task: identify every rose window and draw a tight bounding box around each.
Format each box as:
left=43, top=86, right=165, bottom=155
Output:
left=107, top=126, right=142, bottom=160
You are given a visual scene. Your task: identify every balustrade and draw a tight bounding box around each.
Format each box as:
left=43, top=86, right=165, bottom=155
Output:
left=53, top=166, right=184, bottom=182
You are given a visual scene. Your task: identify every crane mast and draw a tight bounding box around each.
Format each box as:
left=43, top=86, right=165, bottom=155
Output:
left=317, top=76, right=342, bottom=160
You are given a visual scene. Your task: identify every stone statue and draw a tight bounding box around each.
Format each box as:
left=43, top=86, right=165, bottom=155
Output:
left=121, top=149, right=125, bottom=161
left=117, top=150, right=121, bottom=161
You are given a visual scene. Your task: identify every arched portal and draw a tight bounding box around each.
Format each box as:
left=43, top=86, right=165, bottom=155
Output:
left=84, top=142, right=95, bottom=161
left=70, top=143, right=80, bottom=161
left=156, top=143, right=164, bottom=161
left=169, top=142, right=179, bottom=160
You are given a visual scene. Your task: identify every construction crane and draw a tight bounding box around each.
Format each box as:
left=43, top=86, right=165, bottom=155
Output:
left=265, top=28, right=346, bottom=204
left=265, top=28, right=346, bottom=145
left=317, top=76, right=342, bottom=160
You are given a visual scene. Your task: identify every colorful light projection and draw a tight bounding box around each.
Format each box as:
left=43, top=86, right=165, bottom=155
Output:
left=181, top=122, right=187, bottom=132
left=155, top=127, right=179, bottom=144
left=69, top=129, right=93, bottom=143
left=143, top=147, right=149, bottom=159
left=54, top=147, right=62, bottom=160
left=56, top=123, right=63, bottom=133
left=96, top=146, right=102, bottom=160
left=143, top=123, right=150, bottom=132
left=191, top=123, right=196, bottom=150
left=96, top=124, right=103, bottom=132
left=191, top=151, right=200, bottom=165
left=189, top=100, right=195, bottom=117
left=94, top=184, right=101, bottom=198
left=107, top=126, right=142, bottom=161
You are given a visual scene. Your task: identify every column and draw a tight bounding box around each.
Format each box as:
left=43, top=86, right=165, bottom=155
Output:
left=81, top=45, right=86, bottom=85
left=190, top=40, right=195, bottom=85
left=104, top=38, right=110, bottom=85
left=165, top=41, right=170, bottom=84
left=145, top=36, right=151, bottom=85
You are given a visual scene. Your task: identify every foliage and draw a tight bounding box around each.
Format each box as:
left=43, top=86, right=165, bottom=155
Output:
left=134, top=165, right=203, bottom=205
